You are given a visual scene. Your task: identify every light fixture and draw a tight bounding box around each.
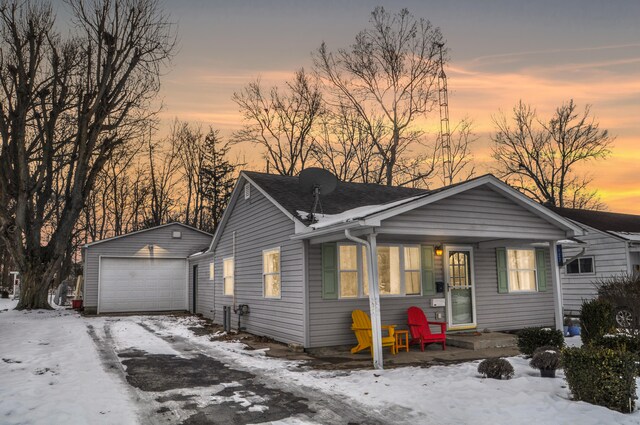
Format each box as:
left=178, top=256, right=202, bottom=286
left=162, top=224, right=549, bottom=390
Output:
left=147, top=244, right=154, bottom=255
left=435, top=244, right=443, bottom=256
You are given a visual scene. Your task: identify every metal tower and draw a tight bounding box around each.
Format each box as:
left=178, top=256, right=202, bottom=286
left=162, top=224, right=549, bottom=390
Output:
left=437, top=43, right=452, bottom=185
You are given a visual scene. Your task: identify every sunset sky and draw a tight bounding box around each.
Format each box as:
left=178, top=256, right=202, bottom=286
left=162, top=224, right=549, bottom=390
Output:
left=154, top=0, right=639, bottom=213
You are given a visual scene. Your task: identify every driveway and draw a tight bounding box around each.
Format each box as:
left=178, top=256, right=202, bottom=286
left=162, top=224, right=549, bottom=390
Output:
left=86, top=315, right=415, bottom=424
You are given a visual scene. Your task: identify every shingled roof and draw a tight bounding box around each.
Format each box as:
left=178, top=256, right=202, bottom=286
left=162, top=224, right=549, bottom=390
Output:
left=242, top=171, right=429, bottom=219
left=549, top=206, right=640, bottom=234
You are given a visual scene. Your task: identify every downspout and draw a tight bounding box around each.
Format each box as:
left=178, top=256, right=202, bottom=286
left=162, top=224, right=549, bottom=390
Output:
left=549, top=240, right=564, bottom=332
left=345, top=229, right=384, bottom=370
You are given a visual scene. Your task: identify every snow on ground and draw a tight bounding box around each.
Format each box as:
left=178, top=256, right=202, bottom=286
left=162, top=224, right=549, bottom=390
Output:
left=1, top=304, right=639, bottom=425
left=0, top=299, right=137, bottom=425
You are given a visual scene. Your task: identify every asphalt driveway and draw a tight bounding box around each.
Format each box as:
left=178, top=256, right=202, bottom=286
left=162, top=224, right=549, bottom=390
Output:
left=86, top=315, right=413, bottom=425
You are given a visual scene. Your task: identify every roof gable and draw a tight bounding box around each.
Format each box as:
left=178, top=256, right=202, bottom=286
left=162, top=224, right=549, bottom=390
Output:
left=84, top=222, right=212, bottom=248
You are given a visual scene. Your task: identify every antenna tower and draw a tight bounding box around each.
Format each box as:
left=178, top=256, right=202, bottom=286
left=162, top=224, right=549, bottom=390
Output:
left=437, top=43, right=452, bottom=185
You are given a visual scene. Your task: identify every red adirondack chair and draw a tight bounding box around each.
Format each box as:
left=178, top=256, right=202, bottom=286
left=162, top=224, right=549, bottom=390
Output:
left=407, top=306, right=447, bottom=351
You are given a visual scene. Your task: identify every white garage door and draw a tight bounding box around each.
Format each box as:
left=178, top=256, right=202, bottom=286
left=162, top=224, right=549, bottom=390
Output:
left=99, top=258, right=187, bottom=313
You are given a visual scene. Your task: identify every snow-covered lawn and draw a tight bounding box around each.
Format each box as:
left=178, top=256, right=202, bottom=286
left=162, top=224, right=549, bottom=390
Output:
left=0, top=299, right=137, bottom=425
left=2, top=298, right=639, bottom=425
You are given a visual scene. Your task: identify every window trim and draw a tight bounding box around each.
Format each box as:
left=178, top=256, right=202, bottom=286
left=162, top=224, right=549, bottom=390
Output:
left=506, top=248, right=538, bottom=293
left=565, top=256, right=595, bottom=275
left=262, top=247, right=282, bottom=299
left=223, top=257, right=234, bottom=296
left=337, top=242, right=422, bottom=299
left=209, top=262, right=215, bottom=281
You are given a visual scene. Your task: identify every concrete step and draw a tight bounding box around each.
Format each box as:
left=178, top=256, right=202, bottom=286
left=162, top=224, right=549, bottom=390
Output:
left=446, top=332, right=517, bottom=350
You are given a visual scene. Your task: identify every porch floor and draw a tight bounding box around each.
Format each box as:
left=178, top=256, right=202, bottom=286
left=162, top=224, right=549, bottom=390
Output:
left=299, top=333, right=520, bottom=370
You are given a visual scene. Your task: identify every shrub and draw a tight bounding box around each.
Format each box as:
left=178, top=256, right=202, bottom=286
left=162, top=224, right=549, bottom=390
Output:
left=597, top=273, right=640, bottom=331
left=477, top=358, right=514, bottom=380
left=530, top=347, right=561, bottom=371
left=563, top=346, right=637, bottom=413
left=580, top=299, right=615, bottom=346
left=593, top=333, right=640, bottom=354
left=517, top=327, right=564, bottom=356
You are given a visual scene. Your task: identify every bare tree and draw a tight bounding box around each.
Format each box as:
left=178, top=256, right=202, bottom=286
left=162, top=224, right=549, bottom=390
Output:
left=314, top=7, right=444, bottom=186
left=232, top=69, right=322, bottom=176
left=492, top=100, right=613, bottom=210
left=312, top=103, right=380, bottom=182
left=440, top=118, right=477, bottom=186
left=146, top=137, right=181, bottom=228
left=0, top=0, right=175, bottom=309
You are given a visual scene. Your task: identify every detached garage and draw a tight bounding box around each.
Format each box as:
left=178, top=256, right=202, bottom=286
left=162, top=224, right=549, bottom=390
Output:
left=83, top=223, right=212, bottom=314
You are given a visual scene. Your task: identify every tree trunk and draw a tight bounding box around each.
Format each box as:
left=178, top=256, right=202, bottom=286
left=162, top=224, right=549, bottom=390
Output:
left=16, top=267, right=53, bottom=310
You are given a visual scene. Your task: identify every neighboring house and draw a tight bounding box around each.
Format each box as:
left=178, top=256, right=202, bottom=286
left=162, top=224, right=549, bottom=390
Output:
left=82, top=223, right=212, bottom=314
left=186, top=171, right=584, bottom=349
left=550, top=207, right=640, bottom=315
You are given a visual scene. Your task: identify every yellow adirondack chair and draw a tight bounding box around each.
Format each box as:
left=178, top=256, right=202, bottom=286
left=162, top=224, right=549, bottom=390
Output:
left=350, top=309, right=397, bottom=355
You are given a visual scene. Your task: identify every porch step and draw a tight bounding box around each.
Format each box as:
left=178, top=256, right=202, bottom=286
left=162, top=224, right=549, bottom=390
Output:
left=446, top=332, right=517, bottom=350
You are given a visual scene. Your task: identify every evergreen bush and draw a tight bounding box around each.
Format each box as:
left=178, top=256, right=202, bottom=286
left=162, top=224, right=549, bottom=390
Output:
left=516, top=327, right=564, bottom=356
left=580, top=299, right=615, bottom=345
left=563, top=347, right=637, bottom=413
left=477, top=358, right=514, bottom=380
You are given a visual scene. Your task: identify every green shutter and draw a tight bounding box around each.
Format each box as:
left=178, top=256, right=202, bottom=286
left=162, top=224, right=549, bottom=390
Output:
left=535, top=248, right=547, bottom=292
left=321, top=243, right=338, bottom=299
left=421, top=245, right=436, bottom=296
left=496, top=248, right=509, bottom=293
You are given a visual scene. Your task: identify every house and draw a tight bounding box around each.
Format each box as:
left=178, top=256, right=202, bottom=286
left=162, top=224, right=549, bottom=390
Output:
left=549, top=207, right=640, bottom=315
left=186, top=171, right=584, bottom=354
left=82, top=223, right=212, bottom=314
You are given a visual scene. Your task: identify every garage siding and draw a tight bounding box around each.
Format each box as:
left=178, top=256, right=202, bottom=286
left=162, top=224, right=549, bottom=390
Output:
left=83, top=224, right=212, bottom=311
left=199, top=179, right=306, bottom=346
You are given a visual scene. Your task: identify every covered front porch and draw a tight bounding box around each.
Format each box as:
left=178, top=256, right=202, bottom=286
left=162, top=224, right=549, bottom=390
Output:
left=295, top=177, right=584, bottom=368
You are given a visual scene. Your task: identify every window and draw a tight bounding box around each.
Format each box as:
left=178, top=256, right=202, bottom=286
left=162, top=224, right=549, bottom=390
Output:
left=209, top=262, right=215, bottom=281
left=404, top=246, right=421, bottom=295
left=378, top=246, right=401, bottom=295
left=223, top=257, right=234, bottom=295
left=507, top=249, right=537, bottom=292
left=263, top=248, right=281, bottom=298
left=339, top=245, right=359, bottom=298
left=566, top=257, right=594, bottom=275
left=244, top=183, right=251, bottom=199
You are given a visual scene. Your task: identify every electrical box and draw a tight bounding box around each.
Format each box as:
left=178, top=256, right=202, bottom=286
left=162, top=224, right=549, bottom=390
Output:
left=431, top=298, right=446, bottom=308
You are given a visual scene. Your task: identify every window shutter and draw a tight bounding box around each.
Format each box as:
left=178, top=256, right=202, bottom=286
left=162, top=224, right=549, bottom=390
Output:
left=496, top=248, right=509, bottom=293
left=321, top=243, right=338, bottom=299
left=421, top=245, right=436, bottom=296
left=535, top=248, right=547, bottom=292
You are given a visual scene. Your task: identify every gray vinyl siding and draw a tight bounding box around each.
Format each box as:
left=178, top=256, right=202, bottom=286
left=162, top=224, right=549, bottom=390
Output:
left=307, top=241, right=446, bottom=348
left=207, top=180, right=305, bottom=345
left=307, top=243, right=555, bottom=347
left=83, top=224, right=212, bottom=309
left=307, top=186, right=563, bottom=347
left=382, top=186, right=567, bottom=240
left=475, top=246, right=555, bottom=331
left=560, top=227, right=629, bottom=313
left=188, top=253, right=215, bottom=316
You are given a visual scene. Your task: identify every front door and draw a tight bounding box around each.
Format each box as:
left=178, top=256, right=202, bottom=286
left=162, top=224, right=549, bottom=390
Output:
left=444, top=246, right=477, bottom=330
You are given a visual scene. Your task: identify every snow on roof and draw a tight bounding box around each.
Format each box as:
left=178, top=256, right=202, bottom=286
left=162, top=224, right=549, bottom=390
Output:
left=298, top=195, right=425, bottom=229
left=608, top=231, right=640, bottom=242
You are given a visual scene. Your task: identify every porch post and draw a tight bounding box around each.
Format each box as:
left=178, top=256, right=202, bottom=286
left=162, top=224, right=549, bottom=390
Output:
left=367, top=233, right=384, bottom=369
left=549, top=240, right=564, bottom=331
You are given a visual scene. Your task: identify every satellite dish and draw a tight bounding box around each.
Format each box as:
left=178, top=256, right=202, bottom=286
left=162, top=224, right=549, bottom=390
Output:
left=299, top=168, right=338, bottom=196
left=298, top=168, right=338, bottom=223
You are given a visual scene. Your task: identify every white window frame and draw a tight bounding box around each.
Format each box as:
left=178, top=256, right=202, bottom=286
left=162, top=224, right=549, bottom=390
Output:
left=209, top=262, right=215, bottom=281
left=338, top=243, right=422, bottom=299
left=223, top=257, right=234, bottom=296
left=565, top=256, right=595, bottom=275
left=262, top=247, right=281, bottom=299
left=506, top=248, right=538, bottom=293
